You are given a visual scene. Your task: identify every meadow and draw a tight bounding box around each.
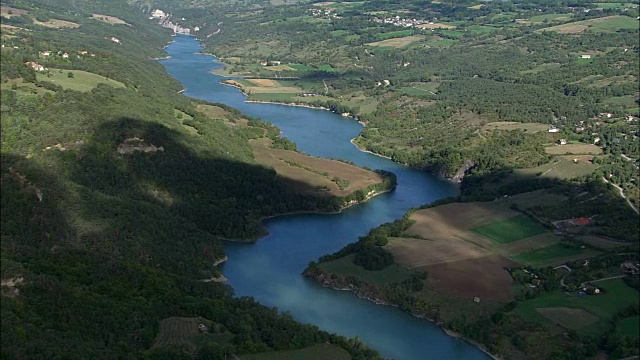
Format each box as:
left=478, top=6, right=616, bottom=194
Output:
left=37, top=68, right=126, bottom=92
left=471, top=214, right=549, bottom=244
left=517, top=278, right=640, bottom=334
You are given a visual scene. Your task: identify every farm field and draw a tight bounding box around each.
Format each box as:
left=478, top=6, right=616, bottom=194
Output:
left=250, top=138, right=386, bottom=197
left=514, top=156, right=599, bottom=180
left=152, top=317, right=232, bottom=350
left=482, top=121, right=550, bottom=133
left=366, top=35, right=424, bottom=48
left=537, top=15, right=638, bottom=34
left=510, top=243, right=597, bottom=267
left=33, top=18, right=79, bottom=28
left=416, top=22, right=456, bottom=29
left=379, top=193, right=579, bottom=300
left=595, top=2, right=639, bottom=9
left=422, top=254, right=519, bottom=301
left=471, top=214, right=548, bottom=244
left=241, top=343, right=352, bottom=360
left=528, top=13, right=573, bottom=23
left=91, top=13, right=129, bottom=25
left=36, top=69, right=126, bottom=92
left=536, top=307, right=599, bottom=330
left=544, top=144, right=603, bottom=155
left=516, top=278, right=640, bottom=334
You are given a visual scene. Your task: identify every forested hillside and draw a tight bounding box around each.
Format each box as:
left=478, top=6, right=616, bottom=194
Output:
left=0, top=1, right=384, bottom=358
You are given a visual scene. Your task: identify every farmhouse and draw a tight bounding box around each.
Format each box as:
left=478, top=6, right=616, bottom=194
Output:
left=581, top=54, right=592, bottom=59
left=557, top=139, right=567, bottom=145
left=268, top=60, right=281, bottom=66
left=260, top=61, right=268, bottom=66
left=108, top=36, right=121, bottom=43
left=621, top=261, right=640, bottom=275
left=40, top=50, right=51, bottom=57
left=548, top=126, right=560, bottom=133
left=62, top=52, right=69, bottom=59
left=25, top=61, right=46, bottom=71
left=151, top=9, right=166, bottom=19
left=197, top=323, right=208, bottom=333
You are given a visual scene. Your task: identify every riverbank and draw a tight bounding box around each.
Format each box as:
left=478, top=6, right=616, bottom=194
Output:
left=221, top=186, right=394, bottom=243
left=350, top=138, right=392, bottom=160
left=305, top=271, right=502, bottom=360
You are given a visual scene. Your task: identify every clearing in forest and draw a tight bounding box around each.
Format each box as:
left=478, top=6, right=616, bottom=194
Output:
left=366, top=35, right=424, bottom=48
left=33, top=18, right=80, bottom=28
left=416, top=23, right=456, bottom=29
left=537, top=15, right=638, bottom=34
left=0, top=5, right=28, bottom=17
left=91, top=14, right=129, bottom=25
left=250, top=138, right=385, bottom=197
left=36, top=69, right=126, bottom=92
left=544, top=144, right=603, bottom=155
left=513, top=156, right=599, bottom=180
left=482, top=122, right=549, bottom=133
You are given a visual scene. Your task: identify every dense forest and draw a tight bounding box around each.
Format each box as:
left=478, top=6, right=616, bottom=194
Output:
left=0, top=0, right=387, bottom=358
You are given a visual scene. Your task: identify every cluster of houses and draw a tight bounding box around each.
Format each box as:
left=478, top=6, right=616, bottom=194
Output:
left=370, top=16, right=433, bottom=28
left=260, top=60, right=281, bottom=66
left=309, top=8, right=342, bottom=19
left=24, top=61, right=46, bottom=72
left=38, top=49, right=96, bottom=61
left=522, top=269, right=544, bottom=288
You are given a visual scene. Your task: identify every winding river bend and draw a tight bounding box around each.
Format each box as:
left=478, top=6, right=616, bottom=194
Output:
left=161, top=35, right=490, bottom=360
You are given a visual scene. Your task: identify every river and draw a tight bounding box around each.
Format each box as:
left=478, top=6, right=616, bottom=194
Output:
left=160, top=35, right=490, bottom=360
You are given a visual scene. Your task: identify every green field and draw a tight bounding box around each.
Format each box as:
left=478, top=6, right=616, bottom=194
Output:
left=590, top=16, right=639, bottom=32
left=529, top=13, right=573, bottom=22
left=289, top=64, right=314, bottom=71
left=511, top=244, right=590, bottom=266
left=616, top=316, right=640, bottom=337
left=577, top=57, right=595, bottom=64
left=439, top=30, right=465, bottom=38
left=317, top=64, right=339, bottom=72
left=471, top=214, right=548, bottom=244
left=466, top=25, right=498, bottom=34
left=318, top=254, right=412, bottom=286
left=241, top=343, right=351, bottom=360
left=36, top=69, right=126, bottom=92
left=377, top=30, right=414, bottom=40
left=517, top=278, right=639, bottom=334
left=397, top=86, right=436, bottom=97
left=425, top=37, right=457, bottom=47
left=604, top=95, right=638, bottom=107
left=514, top=157, right=600, bottom=180
left=595, top=2, right=639, bottom=8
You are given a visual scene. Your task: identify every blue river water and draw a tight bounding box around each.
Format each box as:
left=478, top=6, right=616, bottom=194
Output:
left=160, top=35, right=490, bottom=360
